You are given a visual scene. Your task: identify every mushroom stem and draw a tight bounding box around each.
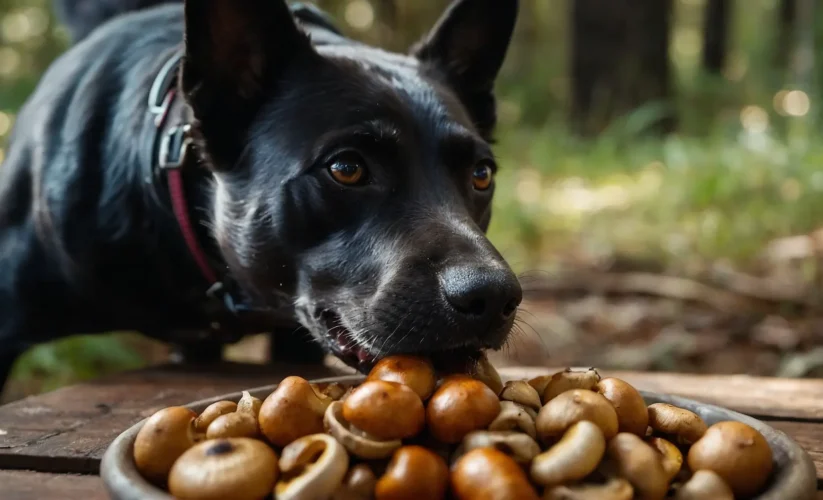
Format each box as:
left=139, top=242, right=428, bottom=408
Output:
left=530, top=421, right=606, bottom=486
left=276, top=434, right=350, bottom=500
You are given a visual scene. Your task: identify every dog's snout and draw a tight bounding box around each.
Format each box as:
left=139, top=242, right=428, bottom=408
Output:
left=440, top=265, right=522, bottom=329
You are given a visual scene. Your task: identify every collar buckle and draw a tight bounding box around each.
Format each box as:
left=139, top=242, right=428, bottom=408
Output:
left=158, top=124, right=192, bottom=170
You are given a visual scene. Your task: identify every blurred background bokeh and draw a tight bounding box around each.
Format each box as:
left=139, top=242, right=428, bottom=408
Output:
left=2, top=0, right=823, bottom=402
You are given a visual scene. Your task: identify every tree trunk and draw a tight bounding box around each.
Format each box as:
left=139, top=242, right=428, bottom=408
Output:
left=570, top=0, right=675, bottom=136
left=703, top=0, right=730, bottom=74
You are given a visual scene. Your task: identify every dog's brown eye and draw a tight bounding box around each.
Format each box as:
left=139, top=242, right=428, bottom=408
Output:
left=472, top=163, right=494, bottom=191
left=328, top=153, right=367, bottom=186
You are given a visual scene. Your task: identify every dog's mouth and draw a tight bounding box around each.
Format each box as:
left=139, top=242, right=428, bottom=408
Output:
left=318, top=310, right=484, bottom=373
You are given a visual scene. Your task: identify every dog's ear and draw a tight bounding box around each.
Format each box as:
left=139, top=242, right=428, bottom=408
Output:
left=412, top=0, right=518, bottom=140
left=181, top=0, right=317, bottom=166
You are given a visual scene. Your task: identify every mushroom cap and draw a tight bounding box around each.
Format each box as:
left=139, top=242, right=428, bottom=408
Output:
left=451, top=447, right=540, bottom=500
left=343, top=380, right=425, bottom=440
left=499, top=380, right=542, bottom=411
left=687, top=421, right=773, bottom=498
left=325, top=401, right=402, bottom=460
left=375, top=445, right=449, bottom=500
left=236, top=391, right=262, bottom=417
left=674, top=469, right=734, bottom=500
left=134, top=406, right=199, bottom=485
left=646, top=436, right=683, bottom=482
left=647, top=403, right=707, bottom=445
left=206, top=411, right=259, bottom=439
left=487, top=401, right=537, bottom=439
left=535, top=389, right=619, bottom=443
left=313, top=382, right=348, bottom=402
left=168, top=438, right=278, bottom=500
left=276, top=433, right=350, bottom=500
left=455, top=430, right=541, bottom=466
left=539, top=368, right=601, bottom=404
left=544, top=478, right=634, bottom=500
left=530, top=420, right=606, bottom=486
left=367, top=355, right=436, bottom=400
left=426, top=376, right=502, bottom=444
left=194, top=401, right=238, bottom=433
left=258, top=376, right=331, bottom=447
left=333, top=464, right=377, bottom=500
left=607, top=432, right=669, bottom=500
left=471, top=354, right=504, bottom=394
left=596, top=378, right=648, bottom=436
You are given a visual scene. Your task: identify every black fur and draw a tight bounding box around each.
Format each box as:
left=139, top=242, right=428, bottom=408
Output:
left=0, top=0, right=521, bottom=392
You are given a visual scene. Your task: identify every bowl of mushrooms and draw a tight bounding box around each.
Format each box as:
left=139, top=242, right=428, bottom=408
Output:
left=101, top=356, right=817, bottom=499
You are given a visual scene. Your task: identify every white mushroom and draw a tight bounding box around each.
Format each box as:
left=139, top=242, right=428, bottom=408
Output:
left=488, top=401, right=537, bottom=439
left=275, top=433, right=349, bottom=500
left=453, top=430, right=541, bottom=466
left=324, top=401, right=401, bottom=460
left=530, top=421, right=606, bottom=486
left=674, top=470, right=734, bottom=500
left=499, top=380, right=542, bottom=412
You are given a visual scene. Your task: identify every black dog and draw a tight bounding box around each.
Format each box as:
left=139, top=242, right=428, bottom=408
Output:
left=0, top=0, right=522, bottom=393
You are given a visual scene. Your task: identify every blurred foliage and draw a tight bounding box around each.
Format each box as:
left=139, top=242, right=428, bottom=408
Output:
left=1, top=0, right=823, bottom=394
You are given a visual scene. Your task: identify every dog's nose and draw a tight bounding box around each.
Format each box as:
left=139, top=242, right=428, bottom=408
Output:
left=440, top=265, right=523, bottom=329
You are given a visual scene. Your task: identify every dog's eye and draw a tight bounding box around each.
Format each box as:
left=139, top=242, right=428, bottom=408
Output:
left=328, top=152, right=368, bottom=186
left=471, top=162, right=494, bottom=191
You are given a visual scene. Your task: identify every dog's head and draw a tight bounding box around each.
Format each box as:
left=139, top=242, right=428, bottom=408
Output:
left=181, top=0, right=521, bottom=370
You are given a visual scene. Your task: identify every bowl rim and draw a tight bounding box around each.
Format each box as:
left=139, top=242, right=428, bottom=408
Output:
left=100, top=374, right=818, bottom=500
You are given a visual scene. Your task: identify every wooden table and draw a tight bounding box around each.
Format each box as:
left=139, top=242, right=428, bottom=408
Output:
left=1, top=363, right=823, bottom=499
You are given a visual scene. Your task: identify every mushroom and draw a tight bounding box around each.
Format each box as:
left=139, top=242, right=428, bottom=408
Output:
left=426, top=376, right=501, bottom=444
left=312, top=383, right=348, bottom=402
left=342, top=380, right=425, bottom=440
left=472, top=353, right=504, bottom=394
left=596, top=378, right=648, bottom=436
left=535, top=389, right=618, bottom=443
left=367, top=355, right=437, bottom=400
left=451, top=447, right=540, bottom=500
left=236, top=391, right=262, bottom=417
left=258, top=376, right=332, bottom=447
left=687, top=421, right=773, bottom=498
left=194, top=401, right=237, bottom=433
left=325, top=401, right=402, bottom=459
left=206, top=411, right=259, bottom=439
left=375, top=445, right=449, bottom=500
left=488, top=401, right=538, bottom=439
left=607, top=432, right=669, bottom=500
left=543, top=478, right=634, bottom=500
left=673, top=470, right=734, bottom=500
left=453, top=430, right=541, bottom=466
left=333, top=464, right=377, bottom=500
left=168, top=438, right=278, bottom=500
left=133, top=406, right=201, bottom=484
left=646, top=436, right=683, bottom=482
left=533, top=368, right=601, bottom=404
left=275, top=433, right=350, bottom=500
left=530, top=421, right=606, bottom=486
left=647, top=403, right=707, bottom=445
left=499, top=380, right=542, bottom=412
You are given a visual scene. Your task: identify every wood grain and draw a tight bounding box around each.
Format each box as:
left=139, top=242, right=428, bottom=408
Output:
left=2, top=470, right=107, bottom=500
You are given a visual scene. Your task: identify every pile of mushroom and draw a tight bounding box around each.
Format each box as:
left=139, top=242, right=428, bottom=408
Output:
left=133, top=359, right=775, bottom=499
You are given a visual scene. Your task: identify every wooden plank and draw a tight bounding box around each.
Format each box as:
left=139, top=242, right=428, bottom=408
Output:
left=501, top=367, right=823, bottom=420
left=0, top=362, right=346, bottom=473
left=770, top=421, right=823, bottom=483
left=2, top=470, right=107, bottom=500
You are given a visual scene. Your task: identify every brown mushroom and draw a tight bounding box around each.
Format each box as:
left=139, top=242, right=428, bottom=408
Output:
left=543, top=478, right=634, bottom=500
left=342, top=380, right=425, bottom=440
left=646, top=436, right=683, bottom=482
left=499, top=380, right=542, bottom=412
left=276, top=433, right=350, bottom=500
left=194, top=401, right=237, bottom=433
left=325, top=401, right=402, bottom=459
left=333, top=464, right=377, bottom=500
left=134, top=406, right=200, bottom=484
left=607, top=432, right=669, bottom=500
left=673, top=470, right=734, bottom=500
left=168, top=438, right=278, bottom=500
left=647, top=403, right=707, bottom=445
left=206, top=411, right=259, bottom=439
left=367, top=355, right=436, bottom=400
left=535, top=389, right=618, bottom=443
left=375, top=445, right=449, bottom=500
left=313, top=383, right=348, bottom=402
left=426, top=376, right=501, bottom=444
left=533, top=368, right=601, bottom=404
left=488, top=401, right=538, bottom=438
left=530, top=421, right=606, bottom=486
left=471, top=354, right=504, bottom=394
left=258, top=376, right=332, bottom=447
left=453, top=430, right=541, bottom=466
left=596, top=378, right=648, bottom=436
left=236, top=391, right=262, bottom=417
left=687, top=421, right=773, bottom=498
left=451, top=447, right=540, bottom=500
